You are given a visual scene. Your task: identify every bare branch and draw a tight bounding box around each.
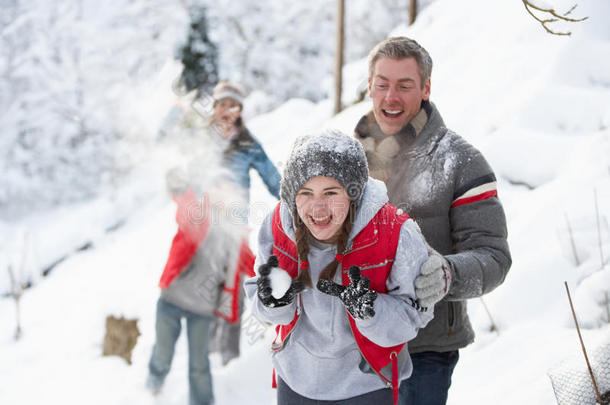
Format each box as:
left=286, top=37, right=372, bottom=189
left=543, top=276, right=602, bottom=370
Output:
left=480, top=297, right=500, bottom=336
left=565, top=281, right=603, bottom=403
left=522, top=0, right=588, bottom=36
left=565, top=212, right=580, bottom=266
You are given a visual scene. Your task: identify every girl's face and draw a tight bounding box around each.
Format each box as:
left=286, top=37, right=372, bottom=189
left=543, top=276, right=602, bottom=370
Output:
left=212, top=98, right=241, bottom=136
left=295, top=176, right=351, bottom=243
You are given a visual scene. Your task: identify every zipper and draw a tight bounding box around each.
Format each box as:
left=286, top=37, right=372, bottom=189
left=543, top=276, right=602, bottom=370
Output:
left=344, top=239, right=377, bottom=256
left=448, top=301, right=455, bottom=337
left=358, top=259, right=394, bottom=271
left=340, top=240, right=380, bottom=275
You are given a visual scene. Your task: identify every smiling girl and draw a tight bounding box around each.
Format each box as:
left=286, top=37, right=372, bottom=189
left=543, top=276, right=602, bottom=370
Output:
left=244, top=130, right=433, bottom=405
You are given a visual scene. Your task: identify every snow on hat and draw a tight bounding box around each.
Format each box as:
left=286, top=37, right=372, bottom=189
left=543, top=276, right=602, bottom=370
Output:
left=212, top=80, right=245, bottom=105
left=280, top=130, right=369, bottom=213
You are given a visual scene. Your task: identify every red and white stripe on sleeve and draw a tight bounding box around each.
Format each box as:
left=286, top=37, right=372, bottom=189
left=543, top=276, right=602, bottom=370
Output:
left=451, top=174, right=498, bottom=208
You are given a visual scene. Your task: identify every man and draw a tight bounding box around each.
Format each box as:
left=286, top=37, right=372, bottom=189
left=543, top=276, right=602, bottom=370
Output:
left=354, top=37, right=511, bottom=405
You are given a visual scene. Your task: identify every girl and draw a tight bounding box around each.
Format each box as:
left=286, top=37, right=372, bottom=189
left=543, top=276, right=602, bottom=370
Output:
left=208, top=80, right=281, bottom=206
left=244, top=130, right=434, bottom=405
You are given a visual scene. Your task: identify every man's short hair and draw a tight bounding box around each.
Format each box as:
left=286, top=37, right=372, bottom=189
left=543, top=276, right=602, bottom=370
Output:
left=367, top=37, right=433, bottom=88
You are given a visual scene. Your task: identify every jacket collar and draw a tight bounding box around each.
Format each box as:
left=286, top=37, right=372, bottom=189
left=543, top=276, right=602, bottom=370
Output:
left=356, top=100, right=446, bottom=155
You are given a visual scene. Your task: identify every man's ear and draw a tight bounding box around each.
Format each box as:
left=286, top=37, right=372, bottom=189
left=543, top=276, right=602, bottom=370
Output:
left=422, top=78, right=431, bottom=101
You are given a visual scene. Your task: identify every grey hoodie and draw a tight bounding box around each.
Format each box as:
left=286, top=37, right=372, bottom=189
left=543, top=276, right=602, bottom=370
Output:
left=244, top=178, right=432, bottom=401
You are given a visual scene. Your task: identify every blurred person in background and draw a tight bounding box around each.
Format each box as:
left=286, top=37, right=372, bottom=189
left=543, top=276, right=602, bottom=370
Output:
left=146, top=80, right=280, bottom=404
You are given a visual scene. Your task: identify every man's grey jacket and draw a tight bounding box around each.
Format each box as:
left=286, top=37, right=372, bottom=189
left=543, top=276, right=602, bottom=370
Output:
left=354, top=100, right=511, bottom=353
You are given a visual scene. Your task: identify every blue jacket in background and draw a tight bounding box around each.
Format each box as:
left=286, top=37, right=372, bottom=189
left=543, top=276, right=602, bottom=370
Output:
left=223, top=125, right=281, bottom=201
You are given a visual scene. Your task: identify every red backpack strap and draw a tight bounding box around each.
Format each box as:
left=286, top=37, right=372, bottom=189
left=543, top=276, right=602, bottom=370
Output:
left=270, top=202, right=299, bottom=277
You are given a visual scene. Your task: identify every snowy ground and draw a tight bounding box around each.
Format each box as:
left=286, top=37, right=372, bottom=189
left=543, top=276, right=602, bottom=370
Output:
left=2, top=0, right=610, bottom=404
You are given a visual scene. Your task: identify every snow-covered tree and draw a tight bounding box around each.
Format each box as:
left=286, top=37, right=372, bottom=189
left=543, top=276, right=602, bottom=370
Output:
left=0, top=0, right=188, bottom=218
left=178, top=6, right=218, bottom=93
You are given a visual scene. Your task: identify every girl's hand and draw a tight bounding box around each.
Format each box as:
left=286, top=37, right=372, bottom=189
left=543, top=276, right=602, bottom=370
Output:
left=256, top=255, right=304, bottom=308
left=317, top=266, right=377, bottom=320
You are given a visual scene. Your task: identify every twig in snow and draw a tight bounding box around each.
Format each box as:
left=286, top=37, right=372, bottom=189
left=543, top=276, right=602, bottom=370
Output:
left=564, top=281, right=603, bottom=403
left=594, top=188, right=605, bottom=270
left=521, top=0, right=588, bottom=36
left=604, top=291, right=610, bottom=324
left=565, top=212, right=580, bottom=266
left=7, top=265, right=23, bottom=340
left=480, top=297, right=500, bottom=336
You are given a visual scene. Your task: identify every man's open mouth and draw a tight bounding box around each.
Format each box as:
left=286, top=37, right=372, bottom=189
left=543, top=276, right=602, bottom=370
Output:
left=382, top=109, right=404, bottom=118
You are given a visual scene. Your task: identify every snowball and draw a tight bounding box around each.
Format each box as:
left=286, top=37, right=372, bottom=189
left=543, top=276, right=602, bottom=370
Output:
left=269, top=267, right=292, bottom=299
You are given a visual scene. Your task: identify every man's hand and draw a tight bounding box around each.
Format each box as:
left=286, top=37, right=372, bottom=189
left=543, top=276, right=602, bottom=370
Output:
left=256, top=255, right=304, bottom=308
left=414, top=253, right=452, bottom=309
left=317, top=266, right=377, bottom=320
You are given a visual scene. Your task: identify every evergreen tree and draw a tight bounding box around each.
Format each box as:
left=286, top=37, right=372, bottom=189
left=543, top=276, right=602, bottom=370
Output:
left=178, top=6, right=219, bottom=93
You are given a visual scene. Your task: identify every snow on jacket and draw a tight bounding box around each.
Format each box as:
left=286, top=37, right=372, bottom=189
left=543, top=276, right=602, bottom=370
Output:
left=244, top=178, right=433, bottom=401
left=354, top=100, right=512, bottom=353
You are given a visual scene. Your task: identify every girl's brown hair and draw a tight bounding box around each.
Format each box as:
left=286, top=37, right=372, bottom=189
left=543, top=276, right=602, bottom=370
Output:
left=293, top=201, right=356, bottom=287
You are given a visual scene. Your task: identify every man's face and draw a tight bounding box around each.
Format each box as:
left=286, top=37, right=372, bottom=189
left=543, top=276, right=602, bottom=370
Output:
left=368, top=56, right=431, bottom=136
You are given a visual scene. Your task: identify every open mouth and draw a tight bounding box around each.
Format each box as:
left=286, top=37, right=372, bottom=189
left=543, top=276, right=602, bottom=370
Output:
left=309, top=214, right=332, bottom=226
left=382, top=109, right=404, bottom=118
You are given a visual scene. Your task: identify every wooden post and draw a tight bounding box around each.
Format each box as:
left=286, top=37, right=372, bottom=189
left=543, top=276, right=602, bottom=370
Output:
left=409, top=0, right=417, bottom=25
left=334, top=0, right=345, bottom=115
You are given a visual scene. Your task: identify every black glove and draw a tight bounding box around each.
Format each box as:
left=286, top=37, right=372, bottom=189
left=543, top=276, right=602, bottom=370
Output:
left=317, top=265, right=377, bottom=320
left=256, top=255, right=305, bottom=308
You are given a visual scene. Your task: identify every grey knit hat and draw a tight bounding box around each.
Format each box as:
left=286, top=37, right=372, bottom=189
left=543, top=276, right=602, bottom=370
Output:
left=280, top=130, right=369, bottom=213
